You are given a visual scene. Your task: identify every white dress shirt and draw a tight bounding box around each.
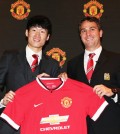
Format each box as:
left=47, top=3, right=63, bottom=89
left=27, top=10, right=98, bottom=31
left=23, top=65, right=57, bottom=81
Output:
left=84, top=46, right=102, bottom=74
left=26, top=45, right=42, bottom=66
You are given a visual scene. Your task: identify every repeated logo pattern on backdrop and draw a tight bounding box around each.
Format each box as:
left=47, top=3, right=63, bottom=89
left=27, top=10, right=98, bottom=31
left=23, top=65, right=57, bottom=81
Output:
left=10, top=0, right=31, bottom=20
left=9, top=0, right=104, bottom=20
left=46, top=48, right=66, bottom=68
left=83, top=0, right=104, bottom=19
left=9, top=0, right=103, bottom=68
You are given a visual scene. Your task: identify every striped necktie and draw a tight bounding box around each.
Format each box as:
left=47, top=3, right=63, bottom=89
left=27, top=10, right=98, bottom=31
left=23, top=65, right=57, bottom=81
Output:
left=86, top=53, right=95, bottom=82
left=31, top=54, right=38, bottom=72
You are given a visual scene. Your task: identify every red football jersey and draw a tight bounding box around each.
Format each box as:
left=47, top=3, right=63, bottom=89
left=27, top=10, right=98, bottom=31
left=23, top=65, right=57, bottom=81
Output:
left=1, top=78, right=108, bottom=134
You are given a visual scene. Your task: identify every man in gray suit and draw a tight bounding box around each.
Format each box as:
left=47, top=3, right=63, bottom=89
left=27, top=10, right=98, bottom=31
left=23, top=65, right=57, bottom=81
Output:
left=0, top=15, right=61, bottom=134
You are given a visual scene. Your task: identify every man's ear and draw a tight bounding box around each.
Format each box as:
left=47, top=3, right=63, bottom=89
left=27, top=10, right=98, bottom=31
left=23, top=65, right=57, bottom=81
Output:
left=100, top=30, right=103, bottom=38
left=25, top=30, right=28, bottom=37
left=46, top=34, right=50, bottom=41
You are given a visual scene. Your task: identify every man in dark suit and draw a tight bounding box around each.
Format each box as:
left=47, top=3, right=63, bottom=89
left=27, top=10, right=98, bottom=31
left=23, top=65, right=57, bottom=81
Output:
left=0, top=15, right=61, bottom=134
left=61, top=17, right=120, bottom=134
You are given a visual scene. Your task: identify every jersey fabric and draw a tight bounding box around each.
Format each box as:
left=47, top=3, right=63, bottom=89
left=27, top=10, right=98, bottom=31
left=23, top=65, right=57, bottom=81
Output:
left=0, top=78, right=108, bottom=134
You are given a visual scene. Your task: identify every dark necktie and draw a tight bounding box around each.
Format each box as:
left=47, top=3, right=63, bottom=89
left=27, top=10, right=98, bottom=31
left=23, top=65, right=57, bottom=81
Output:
left=31, top=54, right=38, bottom=72
left=86, top=53, right=95, bottom=82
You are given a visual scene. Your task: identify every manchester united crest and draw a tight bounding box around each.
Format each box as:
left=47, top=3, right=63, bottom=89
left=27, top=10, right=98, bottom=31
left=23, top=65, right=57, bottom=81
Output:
left=46, top=48, right=66, bottom=68
left=61, top=97, right=72, bottom=108
left=104, top=73, right=110, bottom=80
left=83, top=0, right=104, bottom=19
left=10, top=0, right=31, bottom=20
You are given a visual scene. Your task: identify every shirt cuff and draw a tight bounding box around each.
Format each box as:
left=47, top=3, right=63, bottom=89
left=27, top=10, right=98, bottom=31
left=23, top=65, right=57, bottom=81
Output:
left=0, top=99, right=6, bottom=108
left=111, top=94, right=118, bottom=103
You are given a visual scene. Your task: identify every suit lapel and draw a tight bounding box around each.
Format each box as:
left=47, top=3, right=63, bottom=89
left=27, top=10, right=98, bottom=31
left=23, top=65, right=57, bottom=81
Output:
left=93, top=49, right=107, bottom=74
left=38, top=54, right=49, bottom=74
left=77, top=53, right=89, bottom=84
left=91, top=49, right=108, bottom=82
left=18, top=51, right=28, bottom=70
left=16, top=51, right=29, bottom=82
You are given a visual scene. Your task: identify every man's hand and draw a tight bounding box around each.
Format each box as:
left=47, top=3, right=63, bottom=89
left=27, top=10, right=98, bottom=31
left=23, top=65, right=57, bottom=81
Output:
left=37, top=72, right=68, bottom=81
left=93, top=84, right=114, bottom=98
left=58, top=72, right=68, bottom=81
left=2, top=91, right=15, bottom=106
left=37, top=73, right=50, bottom=78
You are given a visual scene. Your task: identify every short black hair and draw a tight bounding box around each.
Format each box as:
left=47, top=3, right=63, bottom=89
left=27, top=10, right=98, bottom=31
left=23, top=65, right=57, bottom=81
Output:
left=26, top=15, right=52, bottom=35
left=79, top=16, right=102, bottom=31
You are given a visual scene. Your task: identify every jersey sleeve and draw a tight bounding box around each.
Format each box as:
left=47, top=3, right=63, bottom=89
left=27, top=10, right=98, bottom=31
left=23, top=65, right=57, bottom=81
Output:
left=87, top=91, right=108, bottom=121
left=0, top=93, right=27, bottom=130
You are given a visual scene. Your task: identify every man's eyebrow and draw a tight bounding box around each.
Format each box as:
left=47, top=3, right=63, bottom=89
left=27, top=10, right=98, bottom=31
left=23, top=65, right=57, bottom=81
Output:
left=81, top=26, right=98, bottom=30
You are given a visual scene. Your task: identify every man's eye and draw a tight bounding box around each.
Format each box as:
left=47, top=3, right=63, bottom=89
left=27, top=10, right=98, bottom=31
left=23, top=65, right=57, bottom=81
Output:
left=32, top=29, right=36, bottom=31
left=91, top=28, right=95, bottom=31
left=41, top=30, right=46, bottom=33
left=81, top=30, right=86, bottom=33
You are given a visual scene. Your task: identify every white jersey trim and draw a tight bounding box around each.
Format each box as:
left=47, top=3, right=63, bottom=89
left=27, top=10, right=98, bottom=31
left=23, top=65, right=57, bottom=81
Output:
left=36, top=77, right=65, bottom=91
left=0, top=113, right=20, bottom=130
left=92, top=101, right=108, bottom=121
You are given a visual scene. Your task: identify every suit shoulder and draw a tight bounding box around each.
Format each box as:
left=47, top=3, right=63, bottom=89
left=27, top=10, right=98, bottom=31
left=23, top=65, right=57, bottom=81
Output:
left=0, top=49, right=19, bottom=62
left=103, top=49, right=120, bottom=55
left=103, top=49, right=120, bottom=59
left=3, top=49, right=19, bottom=55
left=42, top=53, right=59, bottom=64
left=2, top=49, right=19, bottom=57
left=68, top=53, right=84, bottom=63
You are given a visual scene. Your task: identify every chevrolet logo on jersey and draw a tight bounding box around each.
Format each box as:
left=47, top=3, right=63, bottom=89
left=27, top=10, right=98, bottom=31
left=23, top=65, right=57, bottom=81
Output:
left=40, top=114, right=69, bottom=125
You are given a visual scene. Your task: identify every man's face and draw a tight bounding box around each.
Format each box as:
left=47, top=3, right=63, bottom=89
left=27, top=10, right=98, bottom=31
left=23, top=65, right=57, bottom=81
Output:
left=25, top=26, right=50, bottom=52
left=80, top=20, right=103, bottom=51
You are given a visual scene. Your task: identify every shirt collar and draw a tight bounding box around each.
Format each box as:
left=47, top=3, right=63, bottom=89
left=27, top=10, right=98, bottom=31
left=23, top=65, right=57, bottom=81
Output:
left=85, top=46, right=102, bottom=58
left=26, top=45, right=42, bottom=60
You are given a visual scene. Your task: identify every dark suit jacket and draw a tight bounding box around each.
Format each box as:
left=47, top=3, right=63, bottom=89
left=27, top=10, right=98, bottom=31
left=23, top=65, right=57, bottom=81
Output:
left=0, top=50, right=60, bottom=93
left=67, top=49, right=120, bottom=134
left=0, top=50, right=61, bottom=134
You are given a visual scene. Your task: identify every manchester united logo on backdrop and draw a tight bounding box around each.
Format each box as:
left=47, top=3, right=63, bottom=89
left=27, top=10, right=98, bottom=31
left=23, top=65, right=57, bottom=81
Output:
left=10, top=0, right=31, bottom=20
left=46, top=48, right=66, bottom=68
left=83, top=0, right=104, bottom=19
